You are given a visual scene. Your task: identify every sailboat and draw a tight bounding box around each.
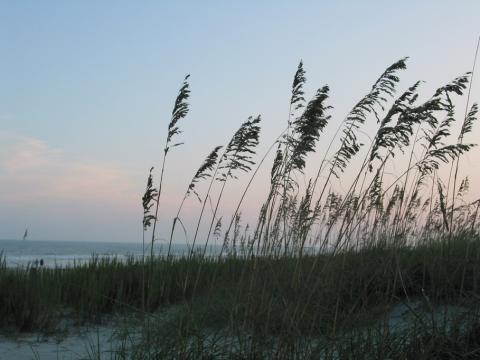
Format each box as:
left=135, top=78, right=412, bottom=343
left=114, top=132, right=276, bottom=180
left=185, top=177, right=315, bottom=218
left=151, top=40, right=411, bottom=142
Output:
left=22, top=228, right=28, bottom=241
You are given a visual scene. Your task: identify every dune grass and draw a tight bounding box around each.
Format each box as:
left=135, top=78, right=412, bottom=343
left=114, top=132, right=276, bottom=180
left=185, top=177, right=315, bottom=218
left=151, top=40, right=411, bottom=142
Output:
left=1, top=55, right=480, bottom=358
left=2, top=233, right=480, bottom=357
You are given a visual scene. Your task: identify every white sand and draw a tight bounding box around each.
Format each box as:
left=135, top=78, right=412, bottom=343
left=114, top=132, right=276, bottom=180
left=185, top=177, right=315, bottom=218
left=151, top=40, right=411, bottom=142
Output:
left=0, top=325, right=116, bottom=360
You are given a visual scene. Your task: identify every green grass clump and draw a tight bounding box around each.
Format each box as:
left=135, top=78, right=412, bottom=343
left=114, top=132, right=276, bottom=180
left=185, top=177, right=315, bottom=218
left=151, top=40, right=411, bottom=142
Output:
left=1, top=234, right=480, bottom=336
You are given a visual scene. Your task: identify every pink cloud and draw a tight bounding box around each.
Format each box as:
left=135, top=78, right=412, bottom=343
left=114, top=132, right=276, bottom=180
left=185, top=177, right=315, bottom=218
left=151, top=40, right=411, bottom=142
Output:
left=0, top=135, right=138, bottom=206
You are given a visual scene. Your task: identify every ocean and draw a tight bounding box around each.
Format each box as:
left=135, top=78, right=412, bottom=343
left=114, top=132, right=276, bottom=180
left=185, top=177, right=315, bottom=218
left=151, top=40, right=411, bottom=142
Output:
left=0, top=239, right=196, bottom=268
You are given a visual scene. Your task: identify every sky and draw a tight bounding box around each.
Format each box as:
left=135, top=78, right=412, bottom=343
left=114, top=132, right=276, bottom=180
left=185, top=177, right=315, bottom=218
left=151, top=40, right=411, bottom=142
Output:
left=1, top=0, right=479, bottom=243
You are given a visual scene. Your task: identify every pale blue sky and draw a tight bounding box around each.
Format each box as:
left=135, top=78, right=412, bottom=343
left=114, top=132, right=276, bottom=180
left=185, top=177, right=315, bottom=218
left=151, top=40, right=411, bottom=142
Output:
left=1, top=0, right=479, bottom=242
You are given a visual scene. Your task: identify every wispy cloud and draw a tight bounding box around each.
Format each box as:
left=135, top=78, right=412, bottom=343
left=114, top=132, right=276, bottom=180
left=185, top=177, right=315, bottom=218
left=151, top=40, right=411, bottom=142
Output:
left=0, top=134, right=137, bottom=206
